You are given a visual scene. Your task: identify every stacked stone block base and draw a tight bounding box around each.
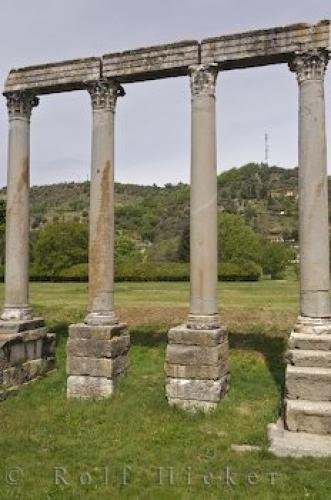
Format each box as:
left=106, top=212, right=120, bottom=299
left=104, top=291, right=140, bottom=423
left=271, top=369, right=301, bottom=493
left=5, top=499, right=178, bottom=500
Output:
left=269, top=318, right=331, bottom=456
left=165, top=324, right=229, bottom=412
left=0, top=318, right=56, bottom=400
left=66, top=323, right=130, bottom=399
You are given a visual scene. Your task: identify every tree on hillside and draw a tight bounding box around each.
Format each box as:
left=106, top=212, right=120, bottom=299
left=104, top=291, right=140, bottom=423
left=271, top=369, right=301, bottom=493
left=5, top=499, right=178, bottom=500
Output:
left=178, top=222, right=190, bottom=262
left=261, top=242, right=293, bottom=279
left=33, top=222, right=88, bottom=277
left=218, top=212, right=261, bottom=264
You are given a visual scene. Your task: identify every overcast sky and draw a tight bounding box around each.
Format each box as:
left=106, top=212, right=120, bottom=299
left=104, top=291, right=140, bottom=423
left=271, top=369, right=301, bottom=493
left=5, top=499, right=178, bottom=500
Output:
left=0, top=0, right=330, bottom=187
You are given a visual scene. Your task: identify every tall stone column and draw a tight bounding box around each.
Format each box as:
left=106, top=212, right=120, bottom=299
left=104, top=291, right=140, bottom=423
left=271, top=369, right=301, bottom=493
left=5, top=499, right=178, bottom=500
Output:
left=269, top=50, right=331, bottom=457
left=85, top=80, right=123, bottom=326
left=1, top=92, right=38, bottom=321
left=187, top=64, right=220, bottom=329
left=0, top=92, right=56, bottom=397
left=165, top=66, right=229, bottom=412
left=67, top=80, right=130, bottom=400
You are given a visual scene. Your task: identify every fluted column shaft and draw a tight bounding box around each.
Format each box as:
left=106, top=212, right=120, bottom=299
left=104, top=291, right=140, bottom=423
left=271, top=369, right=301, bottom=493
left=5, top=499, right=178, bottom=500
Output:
left=1, top=92, right=38, bottom=321
left=187, top=65, right=220, bottom=329
left=290, top=50, right=330, bottom=318
left=85, top=80, right=123, bottom=326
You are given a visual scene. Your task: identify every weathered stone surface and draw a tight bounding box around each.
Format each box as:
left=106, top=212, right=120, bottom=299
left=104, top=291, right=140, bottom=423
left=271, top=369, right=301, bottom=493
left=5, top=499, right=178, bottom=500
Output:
left=102, top=41, right=199, bottom=82
left=293, top=316, right=331, bottom=335
left=67, top=354, right=128, bottom=377
left=165, top=361, right=228, bottom=380
left=67, top=375, right=115, bottom=399
left=289, top=332, right=331, bottom=351
left=286, top=366, right=331, bottom=401
left=166, top=342, right=228, bottom=366
left=201, top=20, right=330, bottom=70
left=9, top=342, right=26, bottom=365
left=4, top=58, right=101, bottom=94
left=43, top=333, right=56, bottom=357
left=67, top=335, right=130, bottom=359
left=285, top=399, right=331, bottom=435
left=166, top=376, right=229, bottom=402
left=69, top=323, right=127, bottom=340
left=167, top=398, right=218, bottom=413
left=168, top=324, right=227, bottom=346
left=287, top=349, right=331, bottom=368
left=0, top=318, right=45, bottom=334
left=2, top=358, right=55, bottom=388
left=268, top=419, right=331, bottom=457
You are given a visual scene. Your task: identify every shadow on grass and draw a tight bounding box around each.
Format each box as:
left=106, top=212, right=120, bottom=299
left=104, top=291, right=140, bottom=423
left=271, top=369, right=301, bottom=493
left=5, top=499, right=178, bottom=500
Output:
left=48, top=321, right=70, bottom=342
left=229, top=331, right=287, bottom=390
left=48, top=321, right=287, bottom=391
left=130, top=325, right=286, bottom=391
left=130, top=326, right=167, bottom=347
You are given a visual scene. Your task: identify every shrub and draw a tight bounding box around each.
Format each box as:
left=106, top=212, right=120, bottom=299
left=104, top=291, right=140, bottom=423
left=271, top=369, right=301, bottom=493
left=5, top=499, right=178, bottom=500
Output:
left=261, top=242, right=293, bottom=279
left=45, top=260, right=261, bottom=282
left=218, top=260, right=262, bottom=281
left=32, top=222, right=88, bottom=278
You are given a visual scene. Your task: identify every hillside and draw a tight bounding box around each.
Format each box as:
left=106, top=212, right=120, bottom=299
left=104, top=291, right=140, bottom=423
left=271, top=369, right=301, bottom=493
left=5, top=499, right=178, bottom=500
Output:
left=0, top=162, right=323, bottom=261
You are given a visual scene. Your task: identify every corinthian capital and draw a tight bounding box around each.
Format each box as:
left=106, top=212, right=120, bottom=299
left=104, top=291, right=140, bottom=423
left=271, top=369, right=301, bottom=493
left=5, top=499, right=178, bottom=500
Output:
left=289, top=50, right=329, bottom=84
left=6, top=92, right=39, bottom=120
left=88, top=80, right=125, bottom=111
left=189, top=64, right=218, bottom=98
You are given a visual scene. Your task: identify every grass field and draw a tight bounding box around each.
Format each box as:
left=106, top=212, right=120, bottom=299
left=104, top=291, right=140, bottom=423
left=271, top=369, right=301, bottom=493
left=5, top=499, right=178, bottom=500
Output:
left=1, top=279, right=331, bottom=499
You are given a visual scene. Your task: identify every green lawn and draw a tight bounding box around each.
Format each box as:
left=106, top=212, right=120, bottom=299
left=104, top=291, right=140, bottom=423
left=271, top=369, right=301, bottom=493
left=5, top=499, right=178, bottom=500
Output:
left=1, top=280, right=330, bottom=499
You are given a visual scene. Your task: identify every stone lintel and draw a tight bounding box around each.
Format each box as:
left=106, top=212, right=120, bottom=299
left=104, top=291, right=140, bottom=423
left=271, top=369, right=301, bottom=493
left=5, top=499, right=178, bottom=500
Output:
left=102, top=40, right=200, bottom=83
left=4, top=21, right=330, bottom=94
left=201, top=20, right=330, bottom=70
left=4, top=58, right=101, bottom=95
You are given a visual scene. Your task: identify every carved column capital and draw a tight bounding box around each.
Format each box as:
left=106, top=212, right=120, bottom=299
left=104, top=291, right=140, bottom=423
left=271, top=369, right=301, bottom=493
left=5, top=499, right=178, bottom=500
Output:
left=289, top=49, right=329, bottom=84
left=88, top=80, right=125, bottom=111
left=189, top=64, right=218, bottom=98
left=5, top=92, right=39, bottom=120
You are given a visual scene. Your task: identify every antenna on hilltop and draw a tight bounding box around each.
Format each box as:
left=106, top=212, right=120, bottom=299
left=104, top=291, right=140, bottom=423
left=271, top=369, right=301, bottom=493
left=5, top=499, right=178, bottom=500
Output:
left=265, top=132, right=269, bottom=166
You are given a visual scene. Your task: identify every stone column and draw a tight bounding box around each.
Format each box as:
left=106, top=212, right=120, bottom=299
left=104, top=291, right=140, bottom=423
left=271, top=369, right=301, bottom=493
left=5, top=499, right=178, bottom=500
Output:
left=0, top=92, right=56, bottom=397
left=187, top=64, right=220, bottom=330
left=292, top=50, right=330, bottom=323
left=85, top=80, right=123, bottom=326
left=67, top=80, right=130, bottom=400
left=1, top=92, right=38, bottom=322
left=268, top=50, right=331, bottom=457
left=165, top=66, right=229, bottom=412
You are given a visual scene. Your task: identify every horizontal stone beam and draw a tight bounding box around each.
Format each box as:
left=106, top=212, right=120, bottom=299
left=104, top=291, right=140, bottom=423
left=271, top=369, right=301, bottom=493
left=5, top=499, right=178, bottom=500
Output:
left=3, top=20, right=330, bottom=94
left=102, top=41, right=200, bottom=83
left=4, top=57, right=101, bottom=95
left=201, top=20, right=330, bottom=70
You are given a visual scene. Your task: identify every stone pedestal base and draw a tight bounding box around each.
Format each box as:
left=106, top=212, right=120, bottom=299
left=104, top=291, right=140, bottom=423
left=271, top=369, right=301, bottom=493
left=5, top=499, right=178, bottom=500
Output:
left=165, top=324, right=229, bottom=413
left=268, top=419, right=331, bottom=457
left=268, top=317, right=331, bottom=456
left=66, top=323, right=130, bottom=399
left=0, top=318, right=56, bottom=400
